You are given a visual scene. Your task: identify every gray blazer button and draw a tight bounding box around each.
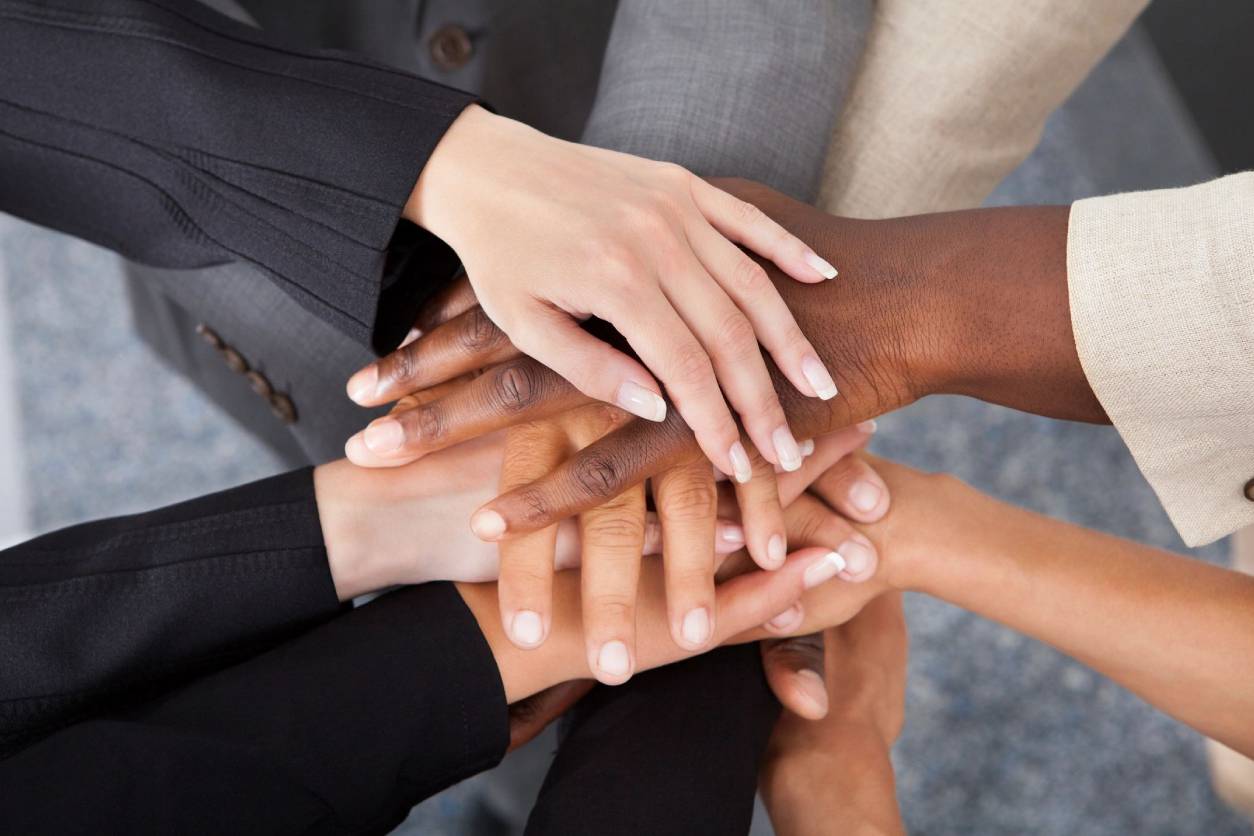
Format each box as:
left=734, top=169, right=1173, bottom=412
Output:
left=430, top=24, right=473, bottom=70
left=195, top=323, right=224, bottom=350
left=268, top=392, right=298, bottom=425
left=221, top=347, right=249, bottom=374
left=1244, top=478, right=1254, bottom=502
left=246, top=371, right=274, bottom=398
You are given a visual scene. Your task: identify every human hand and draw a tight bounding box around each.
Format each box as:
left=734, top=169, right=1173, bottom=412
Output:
left=347, top=178, right=1099, bottom=539
left=490, top=401, right=885, bottom=687
left=376, top=104, right=842, bottom=479
left=760, top=594, right=908, bottom=836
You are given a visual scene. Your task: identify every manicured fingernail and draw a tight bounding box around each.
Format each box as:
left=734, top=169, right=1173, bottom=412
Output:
left=718, top=522, right=745, bottom=547
left=768, top=534, right=787, bottom=566
left=772, top=426, right=802, bottom=472
left=363, top=418, right=404, bottom=453
left=346, top=365, right=378, bottom=403
left=800, top=438, right=815, bottom=457
left=801, top=355, right=839, bottom=400
left=510, top=610, right=544, bottom=648
left=858, top=419, right=878, bottom=434
left=804, top=550, right=847, bottom=589
left=681, top=608, right=711, bottom=647
left=616, top=381, right=667, bottom=422
left=803, top=250, right=838, bottom=280
left=728, top=441, right=752, bottom=484
left=470, top=509, right=507, bottom=541
left=796, top=669, right=830, bottom=716
left=837, top=537, right=875, bottom=578
left=597, top=641, right=632, bottom=680
left=766, top=602, right=803, bottom=631
left=849, top=481, right=882, bottom=514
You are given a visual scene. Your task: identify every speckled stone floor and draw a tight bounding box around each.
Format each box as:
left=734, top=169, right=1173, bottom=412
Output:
left=1, top=23, right=1249, bottom=836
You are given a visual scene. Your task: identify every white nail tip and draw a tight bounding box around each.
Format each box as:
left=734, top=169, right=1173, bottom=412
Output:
left=616, top=381, right=667, bottom=422
left=803, top=551, right=847, bottom=589
left=801, top=356, right=839, bottom=401
left=804, top=251, right=838, bottom=280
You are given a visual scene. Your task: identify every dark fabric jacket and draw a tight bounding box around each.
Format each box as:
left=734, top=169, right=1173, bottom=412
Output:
left=0, top=0, right=474, bottom=353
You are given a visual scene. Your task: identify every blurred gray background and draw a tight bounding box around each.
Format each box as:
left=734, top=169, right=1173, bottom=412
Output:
left=0, top=10, right=1250, bottom=836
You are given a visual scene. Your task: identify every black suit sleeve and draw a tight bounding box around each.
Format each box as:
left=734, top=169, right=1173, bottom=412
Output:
left=0, top=0, right=476, bottom=352
left=525, top=644, right=781, bottom=836
left=0, top=583, right=510, bottom=836
left=0, top=468, right=345, bottom=757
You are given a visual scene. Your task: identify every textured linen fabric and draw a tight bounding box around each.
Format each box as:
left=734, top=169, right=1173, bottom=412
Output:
left=0, top=0, right=476, bottom=353
left=819, top=0, right=1149, bottom=219
left=1068, top=174, right=1254, bottom=546
left=583, top=0, right=871, bottom=203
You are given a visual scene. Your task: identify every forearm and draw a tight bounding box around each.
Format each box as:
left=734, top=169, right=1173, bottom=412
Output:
left=763, top=729, right=903, bottom=836
left=902, top=481, right=1254, bottom=754
left=755, top=195, right=1106, bottom=430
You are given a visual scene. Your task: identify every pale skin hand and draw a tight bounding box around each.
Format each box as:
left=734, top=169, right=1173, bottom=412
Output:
left=349, top=104, right=843, bottom=482
left=790, top=458, right=1254, bottom=759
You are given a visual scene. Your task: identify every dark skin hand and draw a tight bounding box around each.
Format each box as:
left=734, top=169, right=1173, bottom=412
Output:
left=347, top=178, right=1104, bottom=537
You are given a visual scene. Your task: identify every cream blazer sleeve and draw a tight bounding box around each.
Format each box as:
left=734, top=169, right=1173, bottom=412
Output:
left=819, top=0, right=1148, bottom=219
left=1069, top=174, right=1254, bottom=546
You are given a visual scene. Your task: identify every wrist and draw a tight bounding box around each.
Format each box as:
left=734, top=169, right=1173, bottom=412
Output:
left=454, top=575, right=587, bottom=704
left=313, top=461, right=408, bottom=600
left=404, top=104, right=531, bottom=242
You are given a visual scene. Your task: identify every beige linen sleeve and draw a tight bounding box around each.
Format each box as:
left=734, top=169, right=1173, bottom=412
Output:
left=820, top=0, right=1148, bottom=219
left=1068, top=174, right=1254, bottom=547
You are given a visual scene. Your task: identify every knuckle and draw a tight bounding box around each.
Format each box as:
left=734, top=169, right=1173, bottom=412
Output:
left=659, top=479, right=717, bottom=521
left=668, top=345, right=715, bottom=390
left=572, top=454, right=624, bottom=499
left=731, top=196, right=765, bottom=226
left=401, top=403, right=445, bottom=446
left=714, top=312, right=759, bottom=363
left=490, top=361, right=542, bottom=412
left=517, top=488, right=552, bottom=528
left=502, top=561, right=552, bottom=589
left=379, top=345, right=417, bottom=388
left=588, top=594, right=635, bottom=623
left=583, top=511, right=646, bottom=544
left=457, top=307, right=506, bottom=354
left=668, top=564, right=714, bottom=590
left=728, top=254, right=769, bottom=294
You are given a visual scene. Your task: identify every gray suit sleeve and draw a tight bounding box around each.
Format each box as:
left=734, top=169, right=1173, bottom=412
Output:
left=580, top=0, right=871, bottom=201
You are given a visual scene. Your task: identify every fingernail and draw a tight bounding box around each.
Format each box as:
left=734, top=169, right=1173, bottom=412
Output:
left=346, top=365, right=378, bottom=403
left=728, top=441, right=753, bottom=484
left=470, top=509, right=507, bottom=541
left=800, top=438, right=815, bottom=457
left=804, top=550, right=847, bottom=589
left=796, top=669, right=830, bottom=716
left=597, top=641, right=632, bottom=680
left=849, top=480, right=882, bottom=515
left=858, top=419, right=878, bottom=434
left=616, top=381, right=667, bottom=422
left=768, top=534, right=787, bottom=567
left=801, top=355, right=839, bottom=400
left=363, top=418, right=404, bottom=453
left=837, top=537, right=875, bottom=578
left=718, top=522, right=745, bottom=546
left=681, top=608, right=711, bottom=647
left=772, top=426, right=802, bottom=472
left=803, top=250, right=838, bottom=280
left=766, top=602, right=803, bottom=631
left=510, top=610, right=544, bottom=648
